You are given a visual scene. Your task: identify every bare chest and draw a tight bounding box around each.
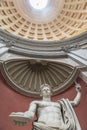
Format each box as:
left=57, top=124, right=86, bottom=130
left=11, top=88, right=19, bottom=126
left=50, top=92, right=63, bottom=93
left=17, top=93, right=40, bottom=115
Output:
left=37, top=101, right=60, bottom=108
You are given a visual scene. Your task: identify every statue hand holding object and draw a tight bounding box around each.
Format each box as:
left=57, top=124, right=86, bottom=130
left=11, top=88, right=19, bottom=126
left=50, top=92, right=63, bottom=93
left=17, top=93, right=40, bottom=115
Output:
left=75, top=82, right=81, bottom=92
left=9, top=112, right=31, bottom=126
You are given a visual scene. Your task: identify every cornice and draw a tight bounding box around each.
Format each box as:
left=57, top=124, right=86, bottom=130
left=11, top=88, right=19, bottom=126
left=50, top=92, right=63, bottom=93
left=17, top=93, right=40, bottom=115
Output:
left=0, top=29, right=87, bottom=58
left=0, top=29, right=87, bottom=50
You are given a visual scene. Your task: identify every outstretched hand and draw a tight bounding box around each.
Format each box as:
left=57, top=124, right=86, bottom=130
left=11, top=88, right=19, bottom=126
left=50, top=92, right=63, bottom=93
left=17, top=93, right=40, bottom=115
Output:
left=9, top=112, right=29, bottom=126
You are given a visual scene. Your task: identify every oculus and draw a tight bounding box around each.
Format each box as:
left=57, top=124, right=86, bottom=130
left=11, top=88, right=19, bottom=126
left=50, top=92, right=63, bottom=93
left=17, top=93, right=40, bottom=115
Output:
left=29, top=0, right=48, bottom=10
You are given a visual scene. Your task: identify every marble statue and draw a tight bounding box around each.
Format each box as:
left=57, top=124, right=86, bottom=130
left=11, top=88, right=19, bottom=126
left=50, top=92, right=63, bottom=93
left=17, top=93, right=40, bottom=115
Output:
left=9, top=83, right=82, bottom=130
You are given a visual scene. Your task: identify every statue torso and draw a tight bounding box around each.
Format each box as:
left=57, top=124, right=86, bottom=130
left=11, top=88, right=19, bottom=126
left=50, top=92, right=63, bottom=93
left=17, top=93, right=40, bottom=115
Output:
left=33, top=101, right=63, bottom=127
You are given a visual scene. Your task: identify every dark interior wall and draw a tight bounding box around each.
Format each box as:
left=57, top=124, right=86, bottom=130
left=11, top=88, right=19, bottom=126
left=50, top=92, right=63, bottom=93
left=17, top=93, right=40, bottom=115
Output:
left=0, top=73, right=87, bottom=130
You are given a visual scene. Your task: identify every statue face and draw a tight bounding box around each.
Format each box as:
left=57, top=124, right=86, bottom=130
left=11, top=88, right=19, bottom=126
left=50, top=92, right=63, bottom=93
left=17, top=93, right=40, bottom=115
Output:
left=41, top=86, right=51, bottom=97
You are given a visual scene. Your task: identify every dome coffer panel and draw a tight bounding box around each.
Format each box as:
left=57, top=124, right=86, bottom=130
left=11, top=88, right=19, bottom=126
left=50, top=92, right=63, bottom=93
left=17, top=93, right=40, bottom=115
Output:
left=0, top=0, right=87, bottom=41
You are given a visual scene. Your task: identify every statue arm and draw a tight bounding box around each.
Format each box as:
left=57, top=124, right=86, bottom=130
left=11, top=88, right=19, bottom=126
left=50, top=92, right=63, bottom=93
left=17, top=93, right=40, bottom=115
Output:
left=24, top=101, right=37, bottom=120
left=9, top=101, right=37, bottom=126
left=70, top=82, right=82, bottom=107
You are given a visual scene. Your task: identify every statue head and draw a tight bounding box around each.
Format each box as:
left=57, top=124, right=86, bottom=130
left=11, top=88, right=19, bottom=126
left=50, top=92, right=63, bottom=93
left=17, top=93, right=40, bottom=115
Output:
left=40, top=84, right=52, bottom=97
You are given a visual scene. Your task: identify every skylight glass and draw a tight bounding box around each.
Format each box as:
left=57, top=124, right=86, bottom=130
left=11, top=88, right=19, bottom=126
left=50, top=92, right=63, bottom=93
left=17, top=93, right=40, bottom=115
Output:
left=29, top=0, right=48, bottom=10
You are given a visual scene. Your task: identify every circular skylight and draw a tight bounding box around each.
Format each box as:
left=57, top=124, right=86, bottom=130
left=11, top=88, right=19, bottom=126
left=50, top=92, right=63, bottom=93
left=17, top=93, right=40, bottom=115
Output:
left=29, top=0, right=48, bottom=10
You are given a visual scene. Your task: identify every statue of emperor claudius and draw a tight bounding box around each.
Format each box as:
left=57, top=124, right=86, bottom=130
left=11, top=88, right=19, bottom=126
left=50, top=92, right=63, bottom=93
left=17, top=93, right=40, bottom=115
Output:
left=9, top=82, right=82, bottom=130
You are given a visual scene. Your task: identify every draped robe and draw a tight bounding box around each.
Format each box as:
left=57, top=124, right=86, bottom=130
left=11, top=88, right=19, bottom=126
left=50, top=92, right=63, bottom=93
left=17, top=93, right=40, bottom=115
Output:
left=32, top=99, right=81, bottom=130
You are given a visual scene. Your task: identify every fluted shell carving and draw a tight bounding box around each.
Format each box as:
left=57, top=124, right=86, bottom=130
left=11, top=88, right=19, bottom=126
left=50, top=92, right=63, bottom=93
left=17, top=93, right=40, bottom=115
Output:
left=2, top=59, right=78, bottom=97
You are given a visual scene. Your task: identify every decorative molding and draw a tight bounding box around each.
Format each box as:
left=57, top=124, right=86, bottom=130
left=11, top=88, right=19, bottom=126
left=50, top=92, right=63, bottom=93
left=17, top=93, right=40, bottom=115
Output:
left=9, top=46, right=67, bottom=58
left=0, top=59, right=79, bottom=97
left=0, top=29, right=87, bottom=50
left=0, top=29, right=87, bottom=58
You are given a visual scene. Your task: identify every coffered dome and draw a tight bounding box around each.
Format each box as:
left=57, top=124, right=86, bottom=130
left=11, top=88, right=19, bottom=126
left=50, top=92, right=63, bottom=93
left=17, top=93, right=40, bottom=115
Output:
left=0, top=0, right=87, bottom=41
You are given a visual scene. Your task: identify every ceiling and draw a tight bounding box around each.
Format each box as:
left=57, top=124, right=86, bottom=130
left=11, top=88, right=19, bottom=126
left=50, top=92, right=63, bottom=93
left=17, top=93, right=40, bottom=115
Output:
left=0, top=0, right=87, bottom=41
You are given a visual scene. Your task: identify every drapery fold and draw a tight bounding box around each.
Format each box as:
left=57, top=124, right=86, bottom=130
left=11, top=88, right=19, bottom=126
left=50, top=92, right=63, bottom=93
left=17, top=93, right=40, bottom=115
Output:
left=32, top=98, right=81, bottom=130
